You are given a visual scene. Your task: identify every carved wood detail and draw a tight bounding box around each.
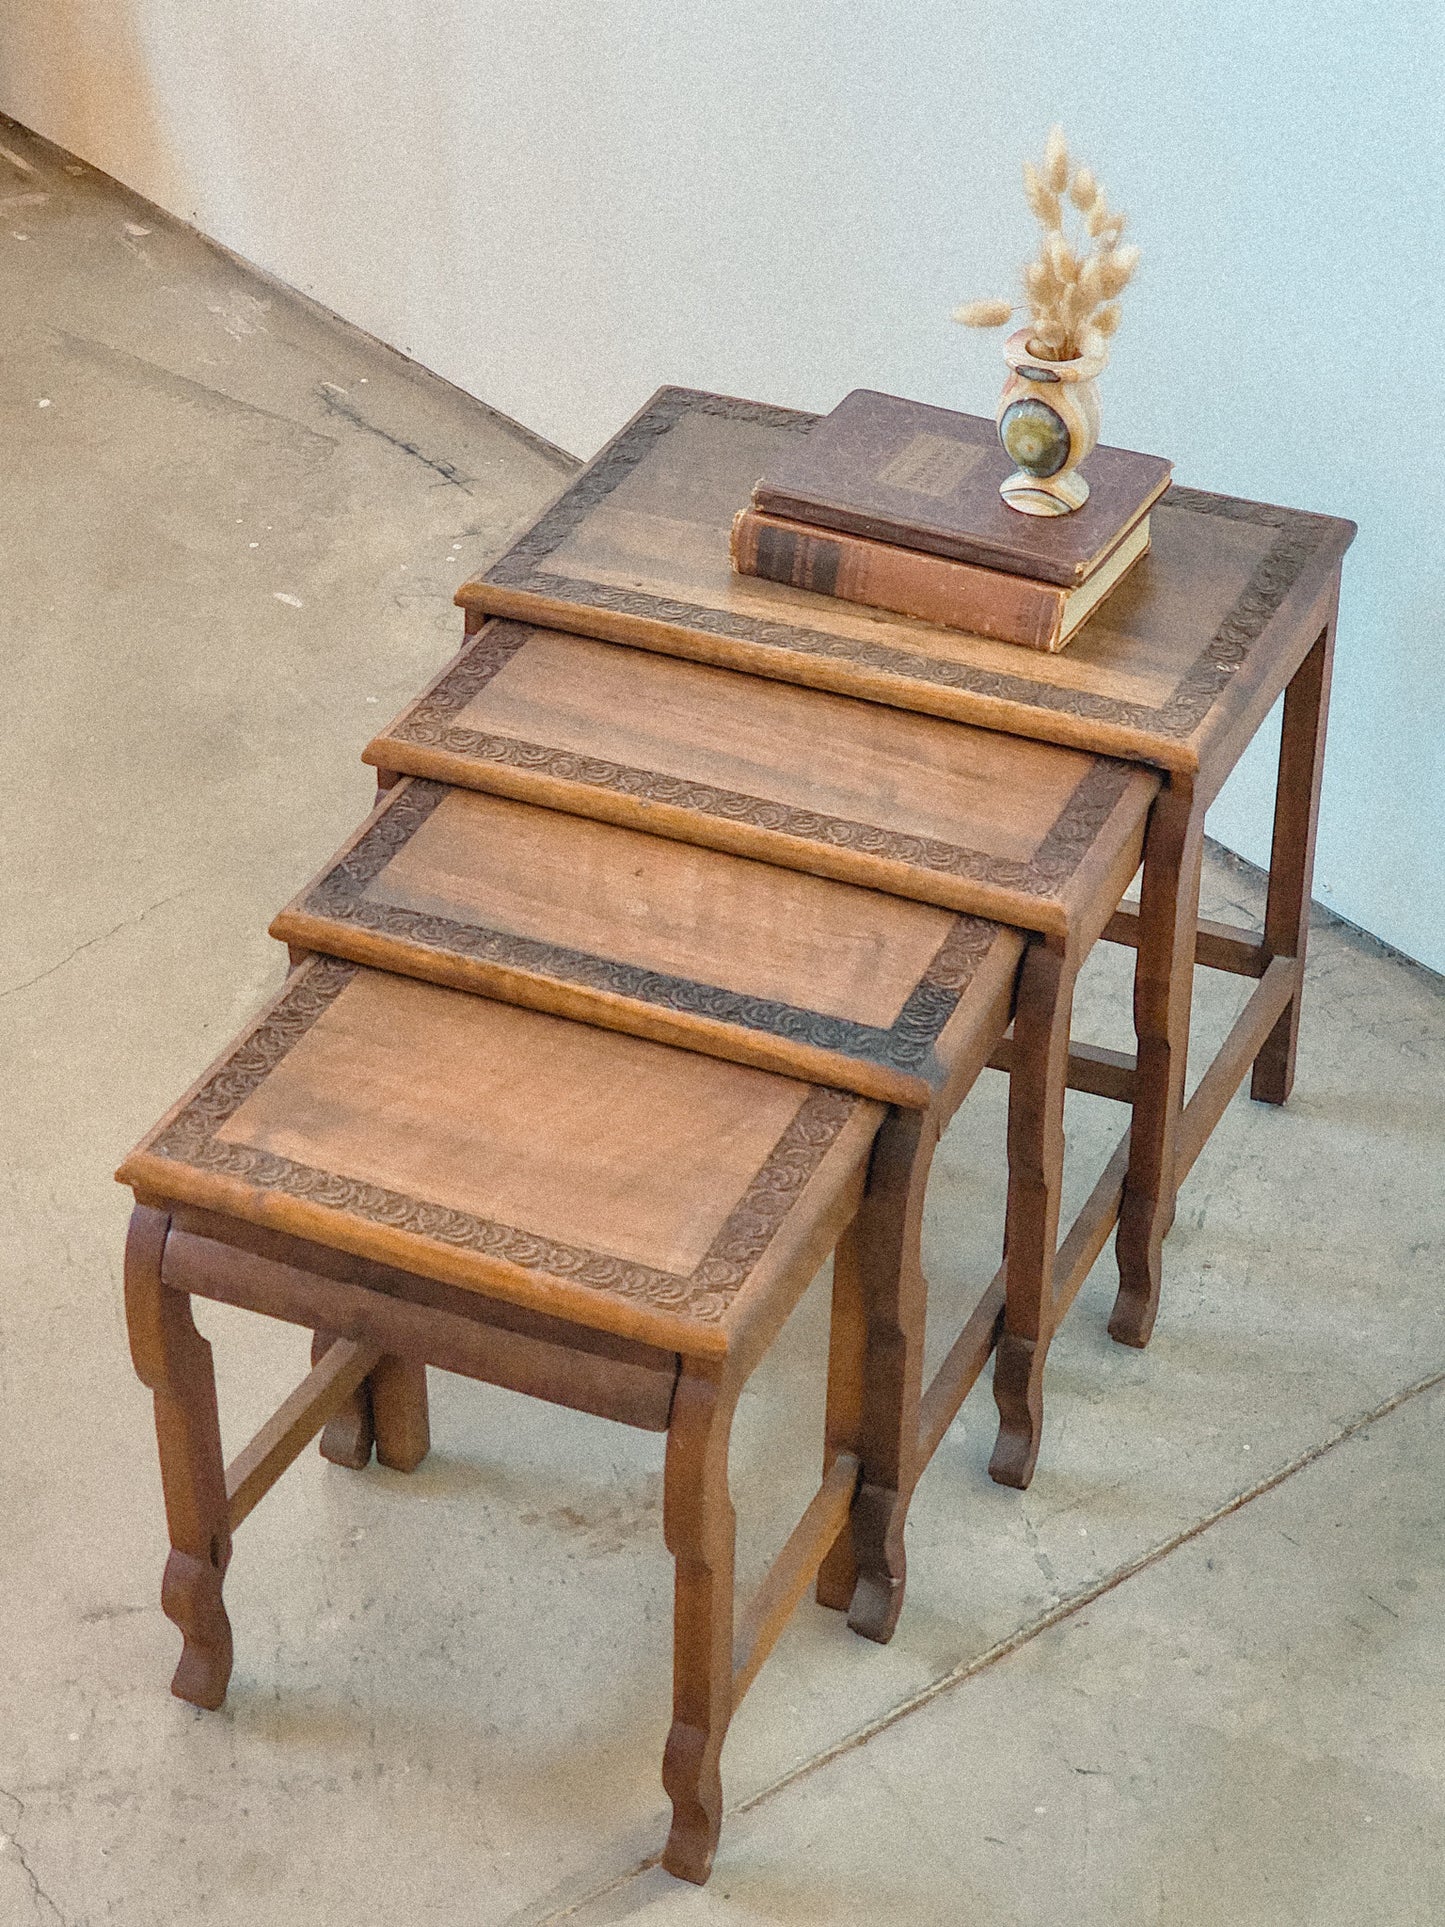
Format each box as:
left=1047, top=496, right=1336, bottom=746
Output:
left=386, top=632, right=1139, bottom=900
left=145, top=960, right=863, bottom=1325
left=300, top=780, right=1003, bottom=1075
left=479, top=389, right=1338, bottom=741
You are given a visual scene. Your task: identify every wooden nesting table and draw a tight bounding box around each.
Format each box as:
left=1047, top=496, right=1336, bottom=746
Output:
left=118, top=963, right=884, bottom=1883
left=121, top=702, right=1141, bottom=1882
left=455, top=385, right=1356, bottom=1355
left=118, top=380, right=1353, bottom=1886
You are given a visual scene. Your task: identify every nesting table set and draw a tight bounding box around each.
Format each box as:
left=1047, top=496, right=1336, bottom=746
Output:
left=118, top=388, right=1353, bottom=1883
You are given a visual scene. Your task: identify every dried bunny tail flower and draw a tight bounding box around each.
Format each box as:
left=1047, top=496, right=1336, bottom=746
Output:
left=1069, top=165, right=1098, bottom=212
left=962, top=134, right=1136, bottom=364
left=1075, top=253, right=1107, bottom=307
left=953, top=298, right=1016, bottom=328
left=1046, top=231, right=1081, bottom=283
left=1028, top=262, right=1066, bottom=313
left=1043, top=125, right=1069, bottom=194
left=1025, top=259, right=1061, bottom=322
left=1095, top=244, right=1141, bottom=299
left=1022, top=160, right=1062, bottom=231
left=1061, top=287, right=1096, bottom=350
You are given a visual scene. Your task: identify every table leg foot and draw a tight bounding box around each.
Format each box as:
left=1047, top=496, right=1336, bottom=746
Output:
left=814, top=1546, right=855, bottom=1614
left=844, top=1480, right=907, bottom=1644
left=988, top=1330, right=1043, bottom=1489
left=662, top=1721, right=723, bottom=1885
left=372, top=1357, right=431, bottom=1472
left=1249, top=1013, right=1297, bottom=1108
left=313, top=1329, right=375, bottom=1468
left=162, top=1548, right=234, bottom=1710
left=1109, top=1218, right=1161, bottom=1348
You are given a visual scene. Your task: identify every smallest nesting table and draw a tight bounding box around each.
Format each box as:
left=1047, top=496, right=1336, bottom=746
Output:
left=119, top=961, right=884, bottom=1882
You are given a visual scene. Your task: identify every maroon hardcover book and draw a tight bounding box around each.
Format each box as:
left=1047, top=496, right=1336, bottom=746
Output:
left=751, top=389, right=1172, bottom=588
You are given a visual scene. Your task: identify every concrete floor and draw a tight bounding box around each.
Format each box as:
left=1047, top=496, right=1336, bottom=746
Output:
left=2, top=118, right=1443, bottom=1926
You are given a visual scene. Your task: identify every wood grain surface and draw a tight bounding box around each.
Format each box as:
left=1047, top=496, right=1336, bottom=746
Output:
left=364, top=624, right=1159, bottom=940
left=272, top=778, right=1025, bottom=1107
left=455, top=389, right=1354, bottom=773
left=116, top=957, right=884, bottom=1356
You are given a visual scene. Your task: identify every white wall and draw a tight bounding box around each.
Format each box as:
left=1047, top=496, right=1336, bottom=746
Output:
left=5, top=1, right=1442, bottom=968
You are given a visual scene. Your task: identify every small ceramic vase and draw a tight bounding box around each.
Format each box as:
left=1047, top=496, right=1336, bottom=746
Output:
left=996, top=326, right=1106, bottom=515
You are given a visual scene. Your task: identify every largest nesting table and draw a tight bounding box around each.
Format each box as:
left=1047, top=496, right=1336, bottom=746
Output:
left=116, top=382, right=1353, bottom=1887
left=454, top=386, right=1356, bottom=1348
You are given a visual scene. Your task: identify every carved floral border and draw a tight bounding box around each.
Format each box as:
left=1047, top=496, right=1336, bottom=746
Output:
left=478, top=388, right=1339, bottom=743
left=381, top=624, right=1138, bottom=907
left=145, top=957, right=863, bottom=1324
left=296, top=778, right=1004, bottom=1081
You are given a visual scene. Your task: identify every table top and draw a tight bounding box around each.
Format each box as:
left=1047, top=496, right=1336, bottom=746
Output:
left=271, top=778, right=1025, bottom=1108
left=116, top=958, right=884, bottom=1358
left=457, top=388, right=1354, bottom=778
left=364, top=622, right=1159, bottom=944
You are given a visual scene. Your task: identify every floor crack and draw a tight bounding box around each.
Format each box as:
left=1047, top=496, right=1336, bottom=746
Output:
left=0, top=888, right=193, bottom=1003
left=0, top=1787, right=69, bottom=1925
left=317, top=383, right=474, bottom=492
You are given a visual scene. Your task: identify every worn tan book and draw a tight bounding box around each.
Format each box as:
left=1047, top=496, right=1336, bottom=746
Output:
left=732, top=506, right=1151, bottom=653
left=751, top=389, right=1172, bottom=587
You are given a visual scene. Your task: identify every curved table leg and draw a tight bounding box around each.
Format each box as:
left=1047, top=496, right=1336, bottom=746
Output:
left=124, top=1205, right=234, bottom=1710
left=813, top=1109, right=933, bottom=1645
left=990, top=940, right=1077, bottom=1490
left=662, top=1361, right=742, bottom=1886
left=313, top=1328, right=375, bottom=1468
left=815, top=1234, right=868, bottom=1614
left=1251, top=620, right=1335, bottom=1106
left=1113, top=782, right=1204, bottom=1349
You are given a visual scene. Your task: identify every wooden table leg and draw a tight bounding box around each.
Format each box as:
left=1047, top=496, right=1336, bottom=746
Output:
left=1112, top=781, right=1205, bottom=1350
left=371, top=1357, right=431, bottom=1472
left=662, top=1360, right=742, bottom=1886
left=313, top=1328, right=375, bottom=1468
left=813, top=1108, right=933, bottom=1646
left=990, top=940, right=1078, bottom=1490
left=815, top=1220, right=869, bottom=1614
left=1251, top=615, right=1337, bottom=1106
left=124, top=1205, right=235, bottom=1711
left=312, top=1337, right=431, bottom=1473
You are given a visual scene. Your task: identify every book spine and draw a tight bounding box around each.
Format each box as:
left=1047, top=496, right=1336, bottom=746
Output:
left=730, top=509, right=1068, bottom=651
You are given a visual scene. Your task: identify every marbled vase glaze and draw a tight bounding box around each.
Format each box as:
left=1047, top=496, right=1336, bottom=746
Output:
left=996, top=327, right=1106, bottom=516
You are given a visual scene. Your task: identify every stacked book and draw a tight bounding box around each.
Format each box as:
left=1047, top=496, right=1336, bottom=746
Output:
left=732, top=390, right=1172, bottom=654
